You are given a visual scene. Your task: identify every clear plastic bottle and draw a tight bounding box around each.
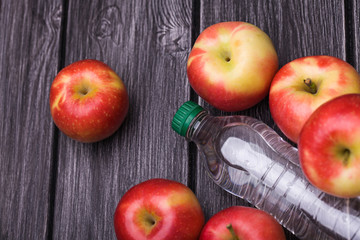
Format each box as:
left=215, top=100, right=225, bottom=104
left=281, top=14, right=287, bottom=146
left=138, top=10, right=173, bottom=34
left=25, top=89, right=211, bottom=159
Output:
left=171, top=101, right=360, bottom=240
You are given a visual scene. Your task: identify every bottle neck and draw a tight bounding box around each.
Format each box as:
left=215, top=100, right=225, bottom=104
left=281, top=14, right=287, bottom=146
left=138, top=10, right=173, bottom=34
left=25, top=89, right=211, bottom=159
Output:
left=186, top=111, right=214, bottom=142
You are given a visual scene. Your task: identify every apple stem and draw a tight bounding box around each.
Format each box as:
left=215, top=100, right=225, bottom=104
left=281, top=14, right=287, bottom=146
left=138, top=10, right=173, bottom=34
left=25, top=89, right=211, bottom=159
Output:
left=303, top=78, right=317, bottom=94
left=226, top=224, right=240, bottom=240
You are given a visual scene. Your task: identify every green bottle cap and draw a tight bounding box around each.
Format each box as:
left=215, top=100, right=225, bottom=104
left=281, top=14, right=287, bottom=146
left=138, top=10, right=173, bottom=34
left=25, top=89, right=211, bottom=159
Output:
left=172, top=101, right=204, bottom=137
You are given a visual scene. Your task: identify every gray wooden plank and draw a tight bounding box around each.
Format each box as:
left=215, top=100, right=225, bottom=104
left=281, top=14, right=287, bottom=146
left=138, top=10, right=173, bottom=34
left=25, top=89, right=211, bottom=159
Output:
left=0, top=0, right=63, bottom=239
left=52, top=0, right=193, bottom=239
left=195, top=0, right=346, bottom=239
left=353, top=0, right=360, bottom=70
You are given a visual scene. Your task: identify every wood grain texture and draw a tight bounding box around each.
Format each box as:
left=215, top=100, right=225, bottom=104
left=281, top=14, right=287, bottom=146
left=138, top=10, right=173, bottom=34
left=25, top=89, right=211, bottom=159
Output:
left=194, top=1, right=346, bottom=239
left=0, top=0, right=356, bottom=239
left=0, top=0, right=62, bottom=239
left=352, top=0, right=360, bottom=70
left=51, top=0, right=192, bottom=239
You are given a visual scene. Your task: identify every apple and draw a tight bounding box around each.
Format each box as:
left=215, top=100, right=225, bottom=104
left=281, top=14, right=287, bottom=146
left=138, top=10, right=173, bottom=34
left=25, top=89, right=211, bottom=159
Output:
left=49, top=59, right=129, bottom=142
left=113, top=178, right=205, bottom=240
left=298, top=94, right=360, bottom=198
left=269, top=55, right=360, bottom=143
left=199, top=206, right=285, bottom=240
left=187, top=21, right=278, bottom=112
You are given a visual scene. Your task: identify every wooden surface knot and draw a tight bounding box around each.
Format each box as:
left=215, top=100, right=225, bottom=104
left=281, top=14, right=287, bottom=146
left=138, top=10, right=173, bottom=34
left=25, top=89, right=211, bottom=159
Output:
left=89, top=5, right=122, bottom=46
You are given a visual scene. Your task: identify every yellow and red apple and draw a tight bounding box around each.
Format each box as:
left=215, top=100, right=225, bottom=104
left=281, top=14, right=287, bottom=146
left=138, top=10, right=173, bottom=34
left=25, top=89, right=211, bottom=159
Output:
left=269, top=55, right=360, bottom=143
left=49, top=59, right=129, bottom=143
left=187, top=21, right=278, bottom=112
left=298, top=94, right=360, bottom=198
left=199, top=206, right=286, bottom=240
left=113, top=178, right=205, bottom=240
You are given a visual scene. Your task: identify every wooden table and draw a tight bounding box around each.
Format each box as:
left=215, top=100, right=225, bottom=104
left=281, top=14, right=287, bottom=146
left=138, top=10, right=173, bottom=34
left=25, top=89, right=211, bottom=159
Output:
left=1, top=0, right=359, bottom=239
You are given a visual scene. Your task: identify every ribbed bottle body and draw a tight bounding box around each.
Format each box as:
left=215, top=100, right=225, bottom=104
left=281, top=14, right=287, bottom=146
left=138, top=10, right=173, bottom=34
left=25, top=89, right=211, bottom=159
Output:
left=188, top=113, right=360, bottom=240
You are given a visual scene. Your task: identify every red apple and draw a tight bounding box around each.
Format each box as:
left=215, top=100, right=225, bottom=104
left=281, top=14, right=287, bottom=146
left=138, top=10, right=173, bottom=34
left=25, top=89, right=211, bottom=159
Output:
left=49, top=59, right=129, bottom=142
left=298, top=94, right=360, bottom=198
left=199, top=206, right=285, bottom=240
left=269, top=55, right=360, bottom=143
left=187, top=21, right=278, bottom=112
left=113, top=178, right=205, bottom=240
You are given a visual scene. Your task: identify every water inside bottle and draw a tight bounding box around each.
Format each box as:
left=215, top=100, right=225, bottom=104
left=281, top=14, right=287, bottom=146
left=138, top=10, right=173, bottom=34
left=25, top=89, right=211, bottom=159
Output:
left=212, top=122, right=360, bottom=240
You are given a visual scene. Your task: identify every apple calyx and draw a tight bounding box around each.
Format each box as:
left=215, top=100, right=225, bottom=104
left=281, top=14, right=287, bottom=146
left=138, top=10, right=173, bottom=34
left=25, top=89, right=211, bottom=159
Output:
left=144, top=213, right=157, bottom=227
left=79, top=86, right=90, bottom=96
left=226, top=224, right=240, bottom=240
left=303, top=78, right=317, bottom=94
left=220, top=50, right=232, bottom=63
left=341, top=148, right=351, bottom=166
left=73, top=80, right=97, bottom=100
left=145, top=215, right=156, bottom=226
left=137, top=209, right=160, bottom=234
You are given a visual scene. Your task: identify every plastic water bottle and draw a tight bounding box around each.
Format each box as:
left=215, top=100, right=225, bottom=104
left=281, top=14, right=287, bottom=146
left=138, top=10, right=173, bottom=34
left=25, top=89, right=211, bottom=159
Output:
left=171, top=101, right=360, bottom=240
